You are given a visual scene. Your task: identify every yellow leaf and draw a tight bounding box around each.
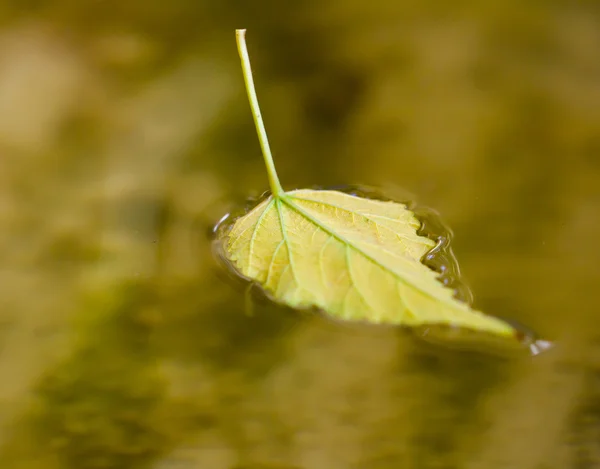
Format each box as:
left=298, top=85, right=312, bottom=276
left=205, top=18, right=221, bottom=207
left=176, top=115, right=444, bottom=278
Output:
left=226, top=188, right=514, bottom=336
left=219, top=30, right=517, bottom=338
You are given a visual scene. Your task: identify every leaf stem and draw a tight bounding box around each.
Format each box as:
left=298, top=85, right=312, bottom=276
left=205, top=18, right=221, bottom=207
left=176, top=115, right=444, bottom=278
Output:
left=236, top=29, right=284, bottom=198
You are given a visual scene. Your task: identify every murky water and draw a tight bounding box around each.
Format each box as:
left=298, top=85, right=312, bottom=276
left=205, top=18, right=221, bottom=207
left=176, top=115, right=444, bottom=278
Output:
left=1, top=2, right=599, bottom=469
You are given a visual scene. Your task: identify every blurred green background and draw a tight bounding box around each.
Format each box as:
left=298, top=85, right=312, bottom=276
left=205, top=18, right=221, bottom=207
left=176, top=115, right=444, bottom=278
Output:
left=0, top=1, right=599, bottom=468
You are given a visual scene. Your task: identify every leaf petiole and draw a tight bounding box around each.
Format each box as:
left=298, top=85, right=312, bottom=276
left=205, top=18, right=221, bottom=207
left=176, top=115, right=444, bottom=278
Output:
left=236, top=29, right=284, bottom=198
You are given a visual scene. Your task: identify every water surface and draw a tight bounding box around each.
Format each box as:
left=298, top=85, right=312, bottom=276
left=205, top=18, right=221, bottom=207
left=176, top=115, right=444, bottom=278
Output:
left=0, top=2, right=599, bottom=468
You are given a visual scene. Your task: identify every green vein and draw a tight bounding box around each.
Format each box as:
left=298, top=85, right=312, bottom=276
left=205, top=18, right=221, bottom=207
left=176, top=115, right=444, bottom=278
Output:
left=399, top=282, right=418, bottom=322
left=275, top=264, right=290, bottom=298
left=247, top=199, right=274, bottom=272
left=318, top=235, right=333, bottom=292
left=280, top=195, right=464, bottom=310
left=396, top=282, right=410, bottom=322
left=340, top=280, right=354, bottom=320
left=275, top=197, right=298, bottom=285
left=289, top=195, right=425, bottom=245
left=265, top=239, right=284, bottom=286
left=228, top=220, right=256, bottom=250
left=344, top=245, right=377, bottom=318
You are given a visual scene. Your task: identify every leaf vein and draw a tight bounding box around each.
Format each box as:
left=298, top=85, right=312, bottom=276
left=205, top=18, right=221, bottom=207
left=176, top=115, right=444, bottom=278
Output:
left=318, top=235, right=333, bottom=294
left=275, top=198, right=298, bottom=285
left=247, top=199, right=274, bottom=272
left=281, top=196, right=446, bottom=307
left=290, top=195, right=422, bottom=244
left=344, top=245, right=377, bottom=319
left=265, top=239, right=285, bottom=286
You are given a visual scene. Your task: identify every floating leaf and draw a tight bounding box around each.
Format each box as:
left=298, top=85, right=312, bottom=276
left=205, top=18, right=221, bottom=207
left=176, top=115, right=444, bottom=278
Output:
left=218, top=29, right=517, bottom=338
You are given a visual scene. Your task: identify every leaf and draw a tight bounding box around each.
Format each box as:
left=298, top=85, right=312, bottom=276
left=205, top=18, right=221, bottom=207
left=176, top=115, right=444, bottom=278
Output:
left=220, top=30, right=517, bottom=338
left=225, top=189, right=515, bottom=336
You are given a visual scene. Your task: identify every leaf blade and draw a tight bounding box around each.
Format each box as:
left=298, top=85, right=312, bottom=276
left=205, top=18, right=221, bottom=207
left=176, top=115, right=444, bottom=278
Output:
left=224, top=189, right=515, bottom=337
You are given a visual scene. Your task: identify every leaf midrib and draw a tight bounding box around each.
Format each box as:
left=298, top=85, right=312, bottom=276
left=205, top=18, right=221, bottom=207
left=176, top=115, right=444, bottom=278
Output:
left=289, top=193, right=433, bottom=249
left=278, top=193, right=452, bottom=309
